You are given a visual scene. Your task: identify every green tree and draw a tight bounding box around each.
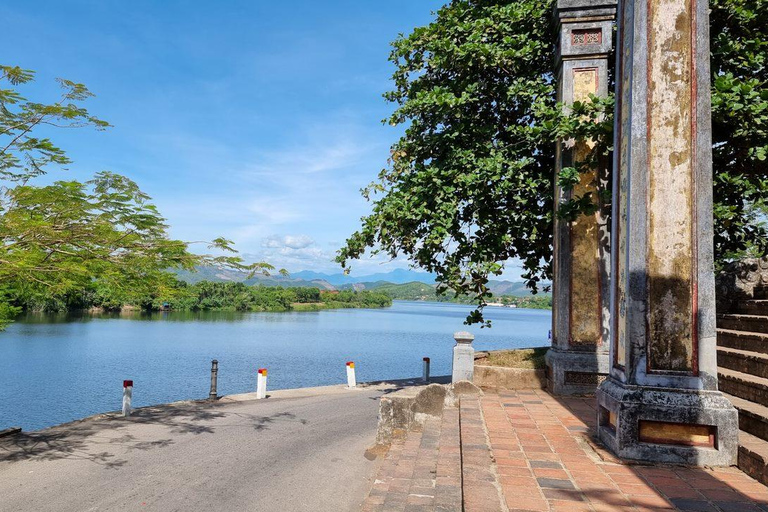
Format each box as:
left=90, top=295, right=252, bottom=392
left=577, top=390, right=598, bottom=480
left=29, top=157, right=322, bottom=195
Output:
left=0, top=66, right=277, bottom=329
left=338, top=0, right=768, bottom=324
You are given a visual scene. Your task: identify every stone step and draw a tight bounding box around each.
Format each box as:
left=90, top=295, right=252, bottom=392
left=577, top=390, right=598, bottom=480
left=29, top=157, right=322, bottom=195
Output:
left=717, top=314, right=768, bottom=334
left=717, top=328, right=768, bottom=355
left=723, top=393, right=768, bottom=443
left=736, top=300, right=768, bottom=316
left=718, top=367, right=768, bottom=408
left=718, top=347, right=768, bottom=380
left=737, top=430, right=768, bottom=487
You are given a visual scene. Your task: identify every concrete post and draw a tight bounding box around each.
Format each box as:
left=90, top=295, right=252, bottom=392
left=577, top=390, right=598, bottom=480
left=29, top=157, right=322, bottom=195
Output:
left=346, top=361, right=357, bottom=388
left=546, top=0, right=616, bottom=396
left=422, top=357, right=430, bottom=383
left=452, top=331, right=475, bottom=383
left=595, top=0, right=738, bottom=465
left=122, top=380, right=133, bottom=417
left=256, top=368, right=267, bottom=399
left=209, top=359, right=218, bottom=400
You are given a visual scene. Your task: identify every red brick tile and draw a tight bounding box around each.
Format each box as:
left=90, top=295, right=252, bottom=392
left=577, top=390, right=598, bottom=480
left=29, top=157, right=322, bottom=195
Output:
left=504, top=495, right=548, bottom=511
left=548, top=499, right=593, bottom=511
left=698, top=488, right=751, bottom=502
left=617, top=483, right=659, bottom=496
left=628, top=494, right=676, bottom=510
left=532, top=468, right=569, bottom=479
left=495, top=457, right=528, bottom=467
left=498, top=476, right=537, bottom=488
left=497, top=466, right=534, bottom=477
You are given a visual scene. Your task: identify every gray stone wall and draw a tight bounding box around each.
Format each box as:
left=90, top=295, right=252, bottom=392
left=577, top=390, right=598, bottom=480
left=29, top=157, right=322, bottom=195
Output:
left=716, top=257, right=768, bottom=313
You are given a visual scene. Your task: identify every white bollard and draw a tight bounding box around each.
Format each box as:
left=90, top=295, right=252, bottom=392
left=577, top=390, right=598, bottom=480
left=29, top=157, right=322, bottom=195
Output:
left=256, top=368, right=267, bottom=399
left=346, top=361, right=356, bottom=388
left=422, top=357, right=430, bottom=382
left=122, top=380, right=133, bottom=417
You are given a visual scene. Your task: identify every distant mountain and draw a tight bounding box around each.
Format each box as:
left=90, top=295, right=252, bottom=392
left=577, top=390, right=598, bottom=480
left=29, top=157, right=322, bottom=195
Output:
left=291, top=268, right=438, bottom=286
left=173, top=266, right=545, bottom=297
left=487, top=280, right=537, bottom=297
left=173, top=267, right=335, bottom=289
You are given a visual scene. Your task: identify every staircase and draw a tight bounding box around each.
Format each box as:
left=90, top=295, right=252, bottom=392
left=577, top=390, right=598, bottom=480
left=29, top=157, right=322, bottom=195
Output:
left=717, top=293, right=768, bottom=484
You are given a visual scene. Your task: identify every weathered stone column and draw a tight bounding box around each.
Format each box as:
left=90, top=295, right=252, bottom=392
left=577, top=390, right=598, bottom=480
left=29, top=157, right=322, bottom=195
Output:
left=547, top=0, right=616, bottom=396
left=595, top=0, right=738, bottom=465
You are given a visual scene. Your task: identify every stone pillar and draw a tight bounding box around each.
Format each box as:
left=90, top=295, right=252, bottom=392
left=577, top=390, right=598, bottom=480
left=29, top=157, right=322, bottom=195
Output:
left=595, top=0, right=738, bottom=465
left=452, top=331, right=475, bottom=383
left=547, top=0, right=616, bottom=396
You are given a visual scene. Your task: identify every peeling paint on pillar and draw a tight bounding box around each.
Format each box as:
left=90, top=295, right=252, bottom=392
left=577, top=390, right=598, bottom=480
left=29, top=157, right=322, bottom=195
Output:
left=646, top=0, right=695, bottom=373
left=547, top=0, right=616, bottom=396
left=596, top=0, right=738, bottom=466
left=570, top=68, right=602, bottom=346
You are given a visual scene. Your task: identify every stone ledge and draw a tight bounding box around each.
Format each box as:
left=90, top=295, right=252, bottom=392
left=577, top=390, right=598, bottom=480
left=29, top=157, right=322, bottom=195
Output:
left=473, top=364, right=547, bottom=390
left=0, top=427, right=21, bottom=438
left=373, top=381, right=481, bottom=447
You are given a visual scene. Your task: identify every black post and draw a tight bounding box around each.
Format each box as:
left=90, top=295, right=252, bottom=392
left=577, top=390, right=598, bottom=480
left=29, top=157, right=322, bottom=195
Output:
left=209, top=360, right=219, bottom=400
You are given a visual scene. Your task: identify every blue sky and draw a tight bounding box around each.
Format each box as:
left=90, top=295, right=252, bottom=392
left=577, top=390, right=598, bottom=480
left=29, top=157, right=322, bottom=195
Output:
left=4, top=1, right=524, bottom=278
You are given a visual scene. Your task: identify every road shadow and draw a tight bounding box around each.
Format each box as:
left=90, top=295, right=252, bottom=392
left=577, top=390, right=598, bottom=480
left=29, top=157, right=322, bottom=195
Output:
left=0, top=400, right=309, bottom=468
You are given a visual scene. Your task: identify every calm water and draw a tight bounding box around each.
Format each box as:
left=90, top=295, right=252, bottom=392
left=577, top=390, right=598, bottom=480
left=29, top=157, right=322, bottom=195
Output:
left=0, top=301, right=550, bottom=431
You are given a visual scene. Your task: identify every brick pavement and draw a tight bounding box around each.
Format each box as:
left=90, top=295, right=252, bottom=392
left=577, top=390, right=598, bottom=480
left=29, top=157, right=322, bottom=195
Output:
left=361, top=408, right=463, bottom=511
left=361, top=388, right=768, bottom=512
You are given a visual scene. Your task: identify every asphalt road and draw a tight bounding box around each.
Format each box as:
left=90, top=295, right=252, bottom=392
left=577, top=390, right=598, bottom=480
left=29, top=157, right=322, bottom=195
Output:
left=0, top=385, right=390, bottom=512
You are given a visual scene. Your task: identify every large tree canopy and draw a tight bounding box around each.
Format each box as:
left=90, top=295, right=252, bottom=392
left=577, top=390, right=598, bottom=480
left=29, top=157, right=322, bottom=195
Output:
left=0, top=66, right=276, bottom=329
left=338, top=0, right=768, bottom=324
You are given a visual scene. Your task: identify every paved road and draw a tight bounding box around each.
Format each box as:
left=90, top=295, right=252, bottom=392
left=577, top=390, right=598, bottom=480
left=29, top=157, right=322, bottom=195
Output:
left=0, top=385, right=392, bottom=512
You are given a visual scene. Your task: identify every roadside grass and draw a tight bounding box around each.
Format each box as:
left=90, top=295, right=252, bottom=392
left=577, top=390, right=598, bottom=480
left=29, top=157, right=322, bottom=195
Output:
left=480, top=347, right=548, bottom=369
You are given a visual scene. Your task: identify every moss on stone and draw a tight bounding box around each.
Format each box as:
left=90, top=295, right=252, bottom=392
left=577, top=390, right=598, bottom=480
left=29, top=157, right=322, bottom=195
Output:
left=480, top=347, right=548, bottom=369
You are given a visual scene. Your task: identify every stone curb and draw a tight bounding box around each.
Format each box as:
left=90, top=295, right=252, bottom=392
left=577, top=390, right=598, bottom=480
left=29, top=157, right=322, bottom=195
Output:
left=373, top=380, right=483, bottom=446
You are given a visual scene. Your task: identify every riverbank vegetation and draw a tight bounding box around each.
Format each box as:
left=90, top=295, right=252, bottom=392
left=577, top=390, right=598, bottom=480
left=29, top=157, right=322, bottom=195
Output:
left=0, top=66, right=283, bottom=330
left=3, top=280, right=391, bottom=317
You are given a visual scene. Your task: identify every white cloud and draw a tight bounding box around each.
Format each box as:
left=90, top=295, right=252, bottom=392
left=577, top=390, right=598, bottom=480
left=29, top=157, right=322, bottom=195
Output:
left=262, top=234, right=315, bottom=250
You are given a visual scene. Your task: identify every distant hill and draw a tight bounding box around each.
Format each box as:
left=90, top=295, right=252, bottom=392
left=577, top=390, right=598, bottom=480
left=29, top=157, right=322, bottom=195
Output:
left=486, top=280, right=535, bottom=297
left=339, top=280, right=436, bottom=297
left=173, top=267, right=546, bottom=297
left=339, top=280, right=547, bottom=300
left=291, top=268, right=437, bottom=286
left=173, top=267, right=335, bottom=289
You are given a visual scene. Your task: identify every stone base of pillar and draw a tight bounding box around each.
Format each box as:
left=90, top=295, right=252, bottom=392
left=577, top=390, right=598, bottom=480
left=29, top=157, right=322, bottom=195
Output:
left=545, top=349, right=610, bottom=396
left=596, top=378, right=738, bottom=466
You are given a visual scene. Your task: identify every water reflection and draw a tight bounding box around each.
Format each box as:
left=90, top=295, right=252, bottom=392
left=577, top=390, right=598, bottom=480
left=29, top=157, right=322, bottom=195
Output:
left=1, top=301, right=551, bottom=431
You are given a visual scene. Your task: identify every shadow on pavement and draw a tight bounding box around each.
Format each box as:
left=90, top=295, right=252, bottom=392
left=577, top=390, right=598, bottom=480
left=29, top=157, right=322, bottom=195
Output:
left=552, top=393, right=768, bottom=511
left=0, top=400, right=311, bottom=468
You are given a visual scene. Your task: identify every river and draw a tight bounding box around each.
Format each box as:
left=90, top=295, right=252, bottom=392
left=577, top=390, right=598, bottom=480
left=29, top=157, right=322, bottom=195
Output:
left=0, top=301, right=551, bottom=431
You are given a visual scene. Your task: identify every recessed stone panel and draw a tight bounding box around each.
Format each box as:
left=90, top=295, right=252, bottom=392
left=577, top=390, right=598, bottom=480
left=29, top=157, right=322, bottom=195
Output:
left=639, top=420, right=715, bottom=448
left=569, top=68, right=602, bottom=346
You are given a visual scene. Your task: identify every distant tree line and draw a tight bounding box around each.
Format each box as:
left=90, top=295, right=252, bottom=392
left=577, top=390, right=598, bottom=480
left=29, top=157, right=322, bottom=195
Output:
left=2, top=280, right=392, bottom=317
left=370, top=281, right=552, bottom=309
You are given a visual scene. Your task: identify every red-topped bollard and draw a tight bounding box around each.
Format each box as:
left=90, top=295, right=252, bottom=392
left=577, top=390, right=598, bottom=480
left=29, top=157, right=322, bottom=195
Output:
left=346, top=361, right=356, bottom=388
left=422, top=357, right=430, bottom=383
left=256, top=368, right=267, bottom=399
left=122, top=380, right=133, bottom=417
